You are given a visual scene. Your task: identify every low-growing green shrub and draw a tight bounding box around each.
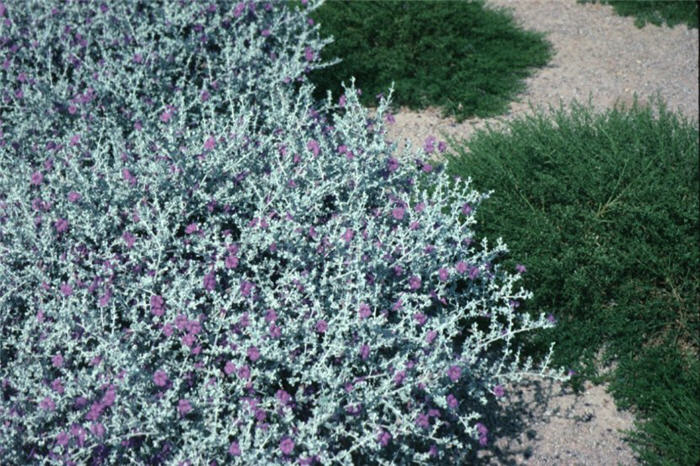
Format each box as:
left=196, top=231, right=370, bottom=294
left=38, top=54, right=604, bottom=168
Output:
left=0, top=1, right=567, bottom=464
left=578, top=0, right=699, bottom=29
left=438, top=97, right=699, bottom=465
left=304, top=0, right=553, bottom=121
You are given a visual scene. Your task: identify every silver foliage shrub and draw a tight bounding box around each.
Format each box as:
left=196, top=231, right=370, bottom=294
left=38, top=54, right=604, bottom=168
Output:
left=0, top=0, right=568, bottom=464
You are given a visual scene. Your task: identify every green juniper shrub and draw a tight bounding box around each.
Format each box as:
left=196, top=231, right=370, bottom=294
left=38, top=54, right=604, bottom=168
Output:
left=431, top=96, right=699, bottom=466
left=613, top=345, right=700, bottom=466
left=578, top=0, right=699, bottom=29
left=303, top=0, right=553, bottom=121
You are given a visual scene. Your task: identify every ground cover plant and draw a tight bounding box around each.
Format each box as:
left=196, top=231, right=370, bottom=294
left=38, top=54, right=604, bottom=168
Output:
left=579, top=0, right=699, bottom=29
left=302, top=0, right=553, bottom=121
left=434, top=98, right=699, bottom=465
left=0, top=0, right=567, bottom=464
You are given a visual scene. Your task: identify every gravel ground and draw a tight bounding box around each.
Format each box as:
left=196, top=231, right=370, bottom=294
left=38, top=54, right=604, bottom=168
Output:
left=369, top=1, right=698, bottom=464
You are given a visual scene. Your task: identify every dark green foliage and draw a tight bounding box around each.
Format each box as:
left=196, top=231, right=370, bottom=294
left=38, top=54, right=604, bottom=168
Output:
left=579, top=0, right=699, bottom=29
left=614, top=346, right=700, bottom=466
left=434, top=97, right=699, bottom=465
left=305, top=0, right=552, bottom=121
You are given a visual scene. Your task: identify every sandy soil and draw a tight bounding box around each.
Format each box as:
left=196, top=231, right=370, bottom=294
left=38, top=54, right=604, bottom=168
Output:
left=368, top=1, right=698, bottom=464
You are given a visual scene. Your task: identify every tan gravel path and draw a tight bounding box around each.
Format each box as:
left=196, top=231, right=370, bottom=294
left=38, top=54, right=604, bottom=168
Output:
left=370, top=1, right=698, bottom=464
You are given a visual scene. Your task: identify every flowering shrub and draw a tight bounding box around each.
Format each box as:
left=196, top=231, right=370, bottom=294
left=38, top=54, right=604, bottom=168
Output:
left=0, top=0, right=568, bottom=464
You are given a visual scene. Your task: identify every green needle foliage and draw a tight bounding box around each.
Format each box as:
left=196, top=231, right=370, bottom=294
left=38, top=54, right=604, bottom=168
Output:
left=305, top=0, right=553, bottom=121
left=579, top=0, right=699, bottom=29
left=433, top=97, right=699, bottom=465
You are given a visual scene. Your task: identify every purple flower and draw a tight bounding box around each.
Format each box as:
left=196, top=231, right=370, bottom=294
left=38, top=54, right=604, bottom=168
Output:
left=90, top=423, right=105, bottom=438
left=461, top=203, right=472, bottom=215
left=247, top=346, right=260, bottom=362
left=307, top=139, right=320, bottom=157
left=386, top=113, right=395, bottom=124
left=39, top=396, right=55, bottom=411
left=446, top=393, right=458, bottom=409
left=178, top=399, right=192, bottom=417
left=122, top=231, right=135, bottom=248
left=304, top=46, right=314, bottom=62
left=414, top=202, right=425, bottom=213
left=276, top=389, right=291, bottom=406
left=51, top=378, right=64, bottom=394
left=224, top=361, right=235, bottom=376
left=30, top=171, right=43, bottom=186
left=547, top=314, right=556, bottom=323
left=377, top=430, right=391, bottom=447
left=160, top=109, right=173, bottom=122
left=269, top=323, right=281, bottom=338
left=423, top=136, right=436, bottom=154
left=315, top=319, right=328, bottom=333
left=413, top=313, right=427, bottom=326
left=52, top=353, right=64, bottom=368
left=393, top=370, right=406, bottom=386
left=360, top=344, right=370, bottom=360
left=101, top=385, right=116, bottom=407
left=416, top=412, right=430, bottom=429
left=225, top=254, right=239, bottom=269
left=447, top=365, right=462, bottom=382
left=438, top=268, right=449, bottom=281
left=181, top=333, right=195, bottom=347
left=408, top=275, right=421, bottom=290
left=391, top=207, right=404, bottom=220
left=280, top=437, right=294, bottom=455
left=455, top=261, right=468, bottom=274
left=67, top=191, right=81, bottom=202
left=438, top=141, right=447, bottom=153
left=476, top=422, right=489, bottom=446
left=387, top=157, right=399, bottom=172
left=516, top=264, right=527, bottom=273
left=237, top=365, right=250, bottom=380
left=358, top=303, right=371, bottom=319
left=150, top=295, right=165, bottom=316
left=231, top=311, right=244, bottom=328
left=70, top=424, right=86, bottom=447
left=153, top=370, right=169, bottom=387
left=204, top=135, right=216, bottom=151
left=60, top=282, right=73, bottom=297
left=203, top=271, right=217, bottom=291
left=342, top=228, right=354, bottom=243
left=185, top=223, right=198, bottom=234
left=162, top=323, right=174, bottom=337
left=233, top=2, right=245, bottom=17
left=339, top=95, right=346, bottom=108
left=228, top=441, right=241, bottom=456
left=426, top=330, right=437, bottom=344
left=122, top=169, right=136, bottom=186
left=56, top=431, right=70, bottom=446
left=55, top=218, right=69, bottom=233
left=469, top=266, right=479, bottom=280
left=256, top=309, right=274, bottom=324
left=240, top=280, right=254, bottom=297
left=493, top=385, right=505, bottom=397
left=187, top=320, right=202, bottom=335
